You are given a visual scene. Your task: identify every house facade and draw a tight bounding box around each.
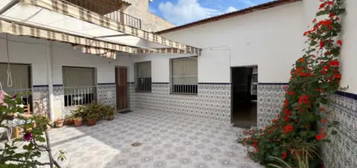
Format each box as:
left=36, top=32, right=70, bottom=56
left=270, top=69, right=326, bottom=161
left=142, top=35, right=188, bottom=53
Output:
left=0, top=0, right=356, bottom=168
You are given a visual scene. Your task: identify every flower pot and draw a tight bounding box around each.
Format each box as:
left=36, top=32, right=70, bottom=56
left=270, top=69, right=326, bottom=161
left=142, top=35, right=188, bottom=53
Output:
left=64, top=119, right=74, bottom=125
left=74, top=119, right=83, bottom=127
left=55, top=119, right=65, bottom=128
left=87, top=119, right=97, bottom=126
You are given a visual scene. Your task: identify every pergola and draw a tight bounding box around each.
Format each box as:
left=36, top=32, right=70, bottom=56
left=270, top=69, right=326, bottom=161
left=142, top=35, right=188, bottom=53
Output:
left=0, top=0, right=202, bottom=59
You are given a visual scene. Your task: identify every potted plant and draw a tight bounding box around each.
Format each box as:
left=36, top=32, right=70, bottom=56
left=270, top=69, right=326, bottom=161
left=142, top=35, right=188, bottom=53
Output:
left=86, top=113, right=99, bottom=126
left=103, top=105, right=115, bottom=120
left=54, top=118, right=65, bottom=128
left=64, top=115, right=74, bottom=125
left=73, top=117, right=83, bottom=127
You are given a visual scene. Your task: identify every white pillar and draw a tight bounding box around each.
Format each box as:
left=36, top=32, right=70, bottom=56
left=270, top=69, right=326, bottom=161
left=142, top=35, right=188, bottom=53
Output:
left=46, top=42, right=55, bottom=121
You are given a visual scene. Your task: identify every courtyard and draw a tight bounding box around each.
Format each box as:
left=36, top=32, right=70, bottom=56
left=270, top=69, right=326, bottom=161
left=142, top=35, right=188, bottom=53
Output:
left=46, top=110, right=262, bottom=168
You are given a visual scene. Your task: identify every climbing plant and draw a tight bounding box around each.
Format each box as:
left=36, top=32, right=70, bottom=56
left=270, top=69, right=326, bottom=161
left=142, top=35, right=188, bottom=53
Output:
left=0, top=91, right=64, bottom=168
left=240, top=0, right=345, bottom=167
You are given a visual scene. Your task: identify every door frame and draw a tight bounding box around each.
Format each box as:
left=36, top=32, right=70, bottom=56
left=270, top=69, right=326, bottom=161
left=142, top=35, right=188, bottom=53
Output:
left=230, top=65, right=258, bottom=125
left=115, top=66, right=129, bottom=112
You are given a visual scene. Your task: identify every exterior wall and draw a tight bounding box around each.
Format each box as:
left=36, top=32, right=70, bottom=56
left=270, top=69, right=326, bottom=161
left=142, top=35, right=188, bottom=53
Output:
left=0, top=34, right=131, bottom=119
left=160, top=2, right=305, bottom=84
left=130, top=83, right=231, bottom=121
left=123, top=0, right=174, bottom=32
left=258, top=83, right=357, bottom=168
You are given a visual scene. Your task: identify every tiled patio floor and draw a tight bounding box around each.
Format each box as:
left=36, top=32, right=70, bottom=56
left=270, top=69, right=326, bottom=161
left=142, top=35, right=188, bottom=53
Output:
left=47, top=110, right=262, bottom=168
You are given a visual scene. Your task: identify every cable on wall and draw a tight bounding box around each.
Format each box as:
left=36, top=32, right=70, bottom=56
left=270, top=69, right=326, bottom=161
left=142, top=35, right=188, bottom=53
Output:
left=5, top=34, right=13, bottom=88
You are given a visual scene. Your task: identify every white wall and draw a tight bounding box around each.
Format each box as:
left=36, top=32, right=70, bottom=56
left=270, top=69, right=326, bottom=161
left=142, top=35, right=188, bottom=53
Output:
left=0, top=34, right=49, bottom=85
left=0, top=34, right=132, bottom=86
left=158, top=2, right=305, bottom=84
left=302, top=0, right=357, bottom=94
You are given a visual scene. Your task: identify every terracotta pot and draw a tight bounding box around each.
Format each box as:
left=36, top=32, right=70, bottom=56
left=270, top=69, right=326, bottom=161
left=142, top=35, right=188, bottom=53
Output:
left=74, top=119, right=83, bottom=127
left=55, top=119, right=65, bottom=128
left=64, top=119, right=74, bottom=125
left=87, top=119, right=97, bottom=126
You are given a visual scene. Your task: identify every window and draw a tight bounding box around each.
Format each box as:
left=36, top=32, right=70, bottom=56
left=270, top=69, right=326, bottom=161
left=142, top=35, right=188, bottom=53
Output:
left=62, top=66, right=96, bottom=106
left=135, top=62, right=151, bottom=92
left=0, top=63, right=32, bottom=106
left=170, top=57, right=198, bottom=94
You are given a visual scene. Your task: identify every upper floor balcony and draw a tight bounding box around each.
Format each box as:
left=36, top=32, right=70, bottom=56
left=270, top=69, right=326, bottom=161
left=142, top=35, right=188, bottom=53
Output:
left=66, top=0, right=142, bottom=29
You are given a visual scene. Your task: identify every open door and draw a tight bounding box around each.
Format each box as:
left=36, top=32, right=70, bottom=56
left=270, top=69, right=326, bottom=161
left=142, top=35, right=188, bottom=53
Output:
left=231, top=66, right=257, bottom=128
left=115, top=66, right=129, bottom=112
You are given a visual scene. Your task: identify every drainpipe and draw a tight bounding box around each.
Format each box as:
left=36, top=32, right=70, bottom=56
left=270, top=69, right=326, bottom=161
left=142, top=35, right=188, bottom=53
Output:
left=47, top=41, right=55, bottom=121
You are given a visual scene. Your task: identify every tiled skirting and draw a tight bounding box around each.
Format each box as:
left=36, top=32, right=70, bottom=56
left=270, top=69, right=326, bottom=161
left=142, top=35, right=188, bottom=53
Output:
left=257, top=83, right=357, bottom=168
left=97, top=83, right=116, bottom=107
left=32, top=86, right=50, bottom=115
left=129, top=83, right=231, bottom=121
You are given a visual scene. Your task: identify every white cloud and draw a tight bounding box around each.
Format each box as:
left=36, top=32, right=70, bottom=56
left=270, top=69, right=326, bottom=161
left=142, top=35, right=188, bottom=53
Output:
left=225, top=6, right=238, bottom=13
left=158, top=0, right=221, bottom=25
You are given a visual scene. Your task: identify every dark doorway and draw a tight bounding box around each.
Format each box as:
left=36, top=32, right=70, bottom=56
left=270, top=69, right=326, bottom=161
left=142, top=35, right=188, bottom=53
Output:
left=115, top=66, right=129, bottom=112
left=231, top=66, right=258, bottom=128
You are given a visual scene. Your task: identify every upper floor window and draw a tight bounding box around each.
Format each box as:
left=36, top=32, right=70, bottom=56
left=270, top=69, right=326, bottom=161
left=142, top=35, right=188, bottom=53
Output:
left=135, top=62, right=151, bottom=92
left=170, top=57, right=198, bottom=95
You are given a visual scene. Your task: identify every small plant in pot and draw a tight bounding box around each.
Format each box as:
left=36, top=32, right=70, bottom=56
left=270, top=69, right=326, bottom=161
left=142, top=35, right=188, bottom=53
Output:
left=86, top=113, right=100, bottom=126
left=73, top=117, right=83, bottom=127
left=54, top=118, right=65, bottom=128
left=104, top=106, right=115, bottom=120
left=64, top=115, right=75, bottom=125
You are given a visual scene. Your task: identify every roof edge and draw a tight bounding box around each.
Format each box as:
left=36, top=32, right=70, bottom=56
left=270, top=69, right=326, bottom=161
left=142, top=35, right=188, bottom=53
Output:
left=157, top=0, right=302, bottom=34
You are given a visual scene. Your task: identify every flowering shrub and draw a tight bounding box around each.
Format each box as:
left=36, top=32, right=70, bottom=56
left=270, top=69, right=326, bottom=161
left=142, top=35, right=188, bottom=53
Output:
left=240, top=0, right=345, bottom=167
left=0, top=92, right=62, bottom=167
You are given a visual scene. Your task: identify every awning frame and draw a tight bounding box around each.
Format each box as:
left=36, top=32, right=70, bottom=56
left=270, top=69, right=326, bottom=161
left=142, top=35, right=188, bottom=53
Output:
left=20, top=0, right=202, bottom=55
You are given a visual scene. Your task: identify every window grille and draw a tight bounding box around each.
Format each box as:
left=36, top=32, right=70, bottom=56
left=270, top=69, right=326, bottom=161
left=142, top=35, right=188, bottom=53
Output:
left=135, top=62, right=151, bottom=92
left=170, top=57, right=198, bottom=94
left=62, top=66, right=96, bottom=106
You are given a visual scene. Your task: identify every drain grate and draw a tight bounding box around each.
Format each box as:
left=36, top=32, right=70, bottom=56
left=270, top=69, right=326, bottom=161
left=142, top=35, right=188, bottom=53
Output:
left=131, top=142, right=143, bottom=147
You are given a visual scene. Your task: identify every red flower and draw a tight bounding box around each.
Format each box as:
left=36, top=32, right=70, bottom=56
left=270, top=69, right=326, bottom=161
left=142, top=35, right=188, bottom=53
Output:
left=300, top=72, right=312, bottom=77
left=333, top=73, right=342, bottom=79
left=329, top=60, right=340, bottom=67
left=337, top=40, right=343, bottom=46
left=329, top=13, right=336, bottom=18
left=283, top=99, right=289, bottom=107
left=283, top=109, right=292, bottom=116
left=281, top=152, right=288, bottom=160
left=315, top=132, right=327, bottom=141
left=23, top=132, right=33, bottom=141
left=298, top=95, right=310, bottom=104
left=283, top=115, right=290, bottom=122
left=298, top=58, right=305, bottom=63
left=320, top=41, right=325, bottom=48
left=283, top=124, right=294, bottom=134
left=319, top=3, right=326, bottom=9
left=287, top=91, right=296, bottom=95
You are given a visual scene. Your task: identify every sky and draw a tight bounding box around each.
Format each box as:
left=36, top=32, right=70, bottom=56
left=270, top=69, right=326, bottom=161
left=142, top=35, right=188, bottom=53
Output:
left=149, top=0, right=275, bottom=26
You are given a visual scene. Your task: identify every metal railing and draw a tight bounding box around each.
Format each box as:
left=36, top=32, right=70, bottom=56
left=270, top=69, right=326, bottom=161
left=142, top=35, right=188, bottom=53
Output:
left=136, top=77, right=152, bottom=92
left=105, top=11, right=142, bottom=29
left=64, top=0, right=142, bottom=29
left=64, top=86, right=96, bottom=107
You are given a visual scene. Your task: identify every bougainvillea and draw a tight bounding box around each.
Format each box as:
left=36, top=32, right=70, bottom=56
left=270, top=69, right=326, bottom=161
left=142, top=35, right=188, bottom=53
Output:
left=240, top=0, right=345, bottom=167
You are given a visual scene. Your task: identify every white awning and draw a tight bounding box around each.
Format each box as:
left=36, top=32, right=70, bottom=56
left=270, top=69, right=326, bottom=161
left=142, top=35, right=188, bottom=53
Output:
left=0, top=0, right=202, bottom=58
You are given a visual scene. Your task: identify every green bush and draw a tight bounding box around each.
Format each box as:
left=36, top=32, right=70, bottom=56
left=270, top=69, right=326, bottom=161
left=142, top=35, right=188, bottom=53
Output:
left=71, top=104, right=115, bottom=121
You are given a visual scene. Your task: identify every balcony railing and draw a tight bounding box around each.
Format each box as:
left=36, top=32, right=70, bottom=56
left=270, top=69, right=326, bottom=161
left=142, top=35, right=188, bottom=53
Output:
left=65, top=0, right=142, bottom=29
left=64, top=86, right=96, bottom=107
left=105, top=11, right=142, bottom=29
